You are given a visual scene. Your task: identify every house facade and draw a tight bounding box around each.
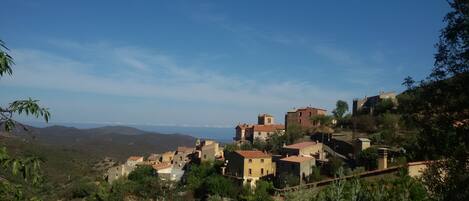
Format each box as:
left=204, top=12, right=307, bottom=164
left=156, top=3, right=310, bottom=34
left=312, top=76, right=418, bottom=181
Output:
left=285, top=107, right=327, bottom=132
left=283, top=141, right=326, bottom=160
left=173, top=146, right=195, bottom=168
left=276, top=156, right=315, bottom=183
left=225, top=150, right=275, bottom=187
left=194, top=140, right=224, bottom=162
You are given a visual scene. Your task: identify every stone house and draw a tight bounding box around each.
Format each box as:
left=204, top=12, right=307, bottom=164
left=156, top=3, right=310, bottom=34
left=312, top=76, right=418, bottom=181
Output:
left=173, top=146, right=194, bottom=168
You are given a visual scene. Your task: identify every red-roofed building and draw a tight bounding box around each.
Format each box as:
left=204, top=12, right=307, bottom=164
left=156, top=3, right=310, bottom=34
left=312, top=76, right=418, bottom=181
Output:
left=225, top=150, right=275, bottom=187
left=234, top=114, right=285, bottom=143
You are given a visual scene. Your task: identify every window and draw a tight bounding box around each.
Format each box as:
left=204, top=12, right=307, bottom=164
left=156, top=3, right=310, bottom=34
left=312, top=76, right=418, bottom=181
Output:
left=299, top=112, right=302, bottom=117
left=258, top=132, right=261, bottom=136
left=268, top=118, right=271, bottom=123
left=260, top=159, right=264, bottom=163
left=248, top=159, right=252, bottom=163
left=261, top=168, right=264, bottom=175
left=204, top=154, right=207, bottom=159
left=299, top=119, right=302, bottom=124
left=309, top=112, right=312, bottom=117
left=249, top=168, right=252, bottom=175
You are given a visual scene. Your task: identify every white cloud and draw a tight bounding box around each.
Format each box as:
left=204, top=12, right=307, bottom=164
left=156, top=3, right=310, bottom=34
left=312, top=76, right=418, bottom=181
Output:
left=0, top=41, right=353, bottom=125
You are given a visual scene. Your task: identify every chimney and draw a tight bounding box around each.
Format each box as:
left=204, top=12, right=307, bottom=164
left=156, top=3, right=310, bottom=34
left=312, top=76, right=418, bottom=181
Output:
left=378, top=148, right=388, bottom=170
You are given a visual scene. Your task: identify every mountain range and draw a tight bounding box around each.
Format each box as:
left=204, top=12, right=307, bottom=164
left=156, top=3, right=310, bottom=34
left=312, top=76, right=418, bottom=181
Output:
left=1, top=124, right=197, bottom=161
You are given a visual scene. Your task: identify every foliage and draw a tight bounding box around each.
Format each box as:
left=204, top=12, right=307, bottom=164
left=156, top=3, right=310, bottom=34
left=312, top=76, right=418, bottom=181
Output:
left=356, top=147, right=379, bottom=171
left=223, top=143, right=238, bottom=153
left=374, top=99, right=396, bottom=115
left=307, top=166, right=323, bottom=183
left=84, top=166, right=180, bottom=200
left=324, top=156, right=344, bottom=176
left=352, top=115, right=377, bottom=133
left=310, top=115, right=334, bottom=134
left=274, top=172, right=300, bottom=188
left=332, top=100, right=349, bottom=119
left=398, top=1, right=469, bottom=200
left=204, top=174, right=238, bottom=198
left=127, top=165, right=157, bottom=182
left=0, top=40, right=50, bottom=201
left=283, top=170, right=428, bottom=201
left=239, top=180, right=274, bottom=201
left=185, top=161, right=239, bottom=199
left=240, top=143, right=253, bottom=150
left=285, top=124, right=307, bottom=143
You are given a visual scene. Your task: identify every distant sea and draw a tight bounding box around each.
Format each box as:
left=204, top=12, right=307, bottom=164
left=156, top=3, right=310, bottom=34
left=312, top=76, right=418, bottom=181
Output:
left=25, top=121, right=234, bottom=143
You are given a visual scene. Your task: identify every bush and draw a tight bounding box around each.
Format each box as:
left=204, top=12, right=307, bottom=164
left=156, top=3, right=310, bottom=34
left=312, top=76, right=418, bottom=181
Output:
left=356, top=147, right=379, bottom=171
left=324, top=156, right=344, bottom=176
left=239, top=180, right=273, bottom=201
left=307, top=166, right=323, bottom=182
left=204, top=175, right=238, bottom=198
left=274, top=172, right=299, bottom=188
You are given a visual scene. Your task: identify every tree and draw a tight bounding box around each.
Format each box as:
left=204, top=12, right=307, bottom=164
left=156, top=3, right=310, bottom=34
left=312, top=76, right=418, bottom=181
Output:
left=374, top=99, right=396, bottom=115
left=239, top=180, right=273, bottom=201
left=204, top=175, right=238, bottom=198
left=332, top=100, right=349, bottom=119
left=1, top=39, right=50, bottom=200
left=310, top=115, right=334, bottom=134
left=285, top=124, right=306, bottom=143
left=325, top=156, right=344, bottom=176
left=356, top=147, right=378, bottom=171
left=399, top=1, right=469, bottom=200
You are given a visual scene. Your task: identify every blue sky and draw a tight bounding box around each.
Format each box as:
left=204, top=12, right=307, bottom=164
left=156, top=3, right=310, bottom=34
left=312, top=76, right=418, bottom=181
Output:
left=0, top=0, right=450, bottom=127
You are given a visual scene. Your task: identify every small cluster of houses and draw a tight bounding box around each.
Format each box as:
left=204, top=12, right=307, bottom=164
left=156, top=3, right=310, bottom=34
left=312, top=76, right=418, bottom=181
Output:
left=104, top=139, right=224, bottom=183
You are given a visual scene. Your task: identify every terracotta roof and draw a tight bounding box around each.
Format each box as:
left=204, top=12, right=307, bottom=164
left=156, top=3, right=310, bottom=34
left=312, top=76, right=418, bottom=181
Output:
left=152, top=162, right=172, bottom=170
left=280, top=156, right=314, bottom=163
left=236, top=150, right=271, bottom=158
left=127, top=156, right=143, bottom=161
left=252, top=124, right=285, bottom=132
left=284, top=141, right=318, bottom=150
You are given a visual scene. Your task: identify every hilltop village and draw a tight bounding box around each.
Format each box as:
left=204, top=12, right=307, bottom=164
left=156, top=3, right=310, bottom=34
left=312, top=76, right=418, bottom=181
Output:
left=104, top=90, right=431, bottom=190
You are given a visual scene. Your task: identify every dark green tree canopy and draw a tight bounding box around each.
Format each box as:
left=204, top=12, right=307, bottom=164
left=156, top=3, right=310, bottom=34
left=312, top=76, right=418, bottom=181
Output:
left=332, top=100, right=349, bottom=119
